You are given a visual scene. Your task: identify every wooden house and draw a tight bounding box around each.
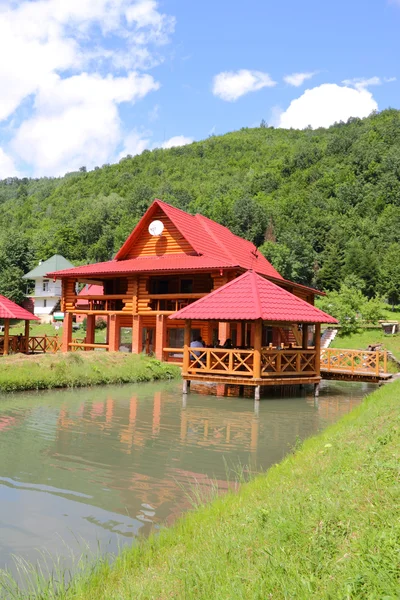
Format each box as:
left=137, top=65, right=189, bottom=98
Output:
left=49, top=199, right=337, bottom=381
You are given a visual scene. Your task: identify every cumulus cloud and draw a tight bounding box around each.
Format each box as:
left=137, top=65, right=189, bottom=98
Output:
left=0, top=148, right=19, bottom=179
left=278, top=83, right=378, bottom=129
left=118, top=130, right=151, bottom=160
left=284, top=72, right=316, bottom=87
left=161, top=135, right=193, bottom=149
left=212, top=69, right=276, bottom=101
left=12, top=72, right=159, bottom=175
left=0, top=0, right=175, bottom=176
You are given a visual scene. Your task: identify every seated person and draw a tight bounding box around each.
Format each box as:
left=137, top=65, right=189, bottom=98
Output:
left=190, top=336, right=205, bottom=358
left=223, top=338, right=233, bottom=349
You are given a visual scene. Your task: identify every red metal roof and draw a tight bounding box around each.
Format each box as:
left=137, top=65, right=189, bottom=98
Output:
left=76, top=284, right=103, bottom=306
left=169, top=271, right=337, bottom=324
left=0, top=295, right=39, bottom=321
left=49, top=199, right=283, bottom=281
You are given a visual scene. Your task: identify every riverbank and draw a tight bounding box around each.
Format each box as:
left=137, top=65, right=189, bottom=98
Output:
left=14, top=379, right=396, bottom=599
left=0, top=352, right=180, bottom=392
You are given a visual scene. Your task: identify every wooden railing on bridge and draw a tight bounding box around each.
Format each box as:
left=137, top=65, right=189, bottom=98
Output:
left=320, top=348, right=388, bottom=376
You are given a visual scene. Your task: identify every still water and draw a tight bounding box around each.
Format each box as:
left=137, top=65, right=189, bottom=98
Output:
left=0, top=380, right=371, bottom=571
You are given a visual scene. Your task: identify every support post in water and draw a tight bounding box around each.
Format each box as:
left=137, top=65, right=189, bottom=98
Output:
left=314, top=382, right=320, bottom=397
left=183, top=379, right=190, bottom=395
left=254, top=385, right=261, bottom=401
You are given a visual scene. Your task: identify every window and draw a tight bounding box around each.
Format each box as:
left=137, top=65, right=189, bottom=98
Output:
left=150, top=278, right=169, bottom=294
left=180, top=279, right=193, bottom=294
left=43, top=299, right=47, bottom=308
left=168, top=328, right=201, bottom=348
left=42, top=280, right=49, bottom=292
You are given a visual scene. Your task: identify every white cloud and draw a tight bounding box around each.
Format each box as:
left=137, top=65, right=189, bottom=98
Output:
left=212, top=69, right=276, bottom=102
left=118, top=130, right=151, bottom=160
left=160, top=135, right=193, bottom=149
left=284, top=72, right=316, bottom=87
left=0, top=0, right=175, bottom=176
left=12, top=72, right=159, bottom=175
left=0, top=148, right=19, bottom=178
left=278, top=83, right=378, bottom=129
left=342, top=76, right=382, bottom=91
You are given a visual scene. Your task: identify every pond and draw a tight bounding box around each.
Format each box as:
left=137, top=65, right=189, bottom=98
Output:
left=0, top=380, right=372, bottom=573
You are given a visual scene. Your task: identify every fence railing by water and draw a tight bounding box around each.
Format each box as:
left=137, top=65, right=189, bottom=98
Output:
left=320, top=348, right=387, bottom=376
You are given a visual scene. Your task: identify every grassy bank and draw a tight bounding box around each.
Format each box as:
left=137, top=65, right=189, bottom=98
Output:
left=5, top=379, right=397, bottom=599
left=0, top=352, right=180, bottom=392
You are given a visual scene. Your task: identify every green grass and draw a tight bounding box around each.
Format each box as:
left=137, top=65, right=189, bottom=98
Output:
left=2, top=380, right=399, bottom=599
left=0, top=352, right=180, bottom=393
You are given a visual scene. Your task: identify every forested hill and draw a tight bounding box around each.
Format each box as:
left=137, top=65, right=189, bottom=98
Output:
left=2, top=108, right=400, bottom=303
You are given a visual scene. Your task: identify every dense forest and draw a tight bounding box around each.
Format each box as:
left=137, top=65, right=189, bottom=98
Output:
left=1, top=109, right=400, bottom=305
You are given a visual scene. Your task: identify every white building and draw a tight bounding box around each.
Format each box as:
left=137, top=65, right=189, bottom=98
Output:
left=23, top=255, right=74, bottom=323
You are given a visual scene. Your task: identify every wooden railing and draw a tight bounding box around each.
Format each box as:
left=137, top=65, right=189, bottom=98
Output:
left=320, top=348, right=387, bottom=376
left=261, top=349, right=317, bottom=376
left=0, top=335, right=62, bottom=354
left=149, top=293, right=207, bottom=314
left=185, top=347, right=317, bottom=378
left=72, top=294, right=127, bottom=312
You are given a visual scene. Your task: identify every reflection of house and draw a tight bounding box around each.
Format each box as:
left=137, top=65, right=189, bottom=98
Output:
left=49, top=199, right=333, bottom=360
left=23, top=254, right=74, bottom=323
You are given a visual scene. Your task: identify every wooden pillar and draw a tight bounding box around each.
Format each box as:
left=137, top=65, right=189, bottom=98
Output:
left=108, top=314, right=119, bottom=352
left=24, top=320, right=30, bottom=354
left=218, top=322, right=230, bottom=345
left=314, top=323, right=321, bottom=374
left=85, top=315, right=95, bottom=350
left=3, top=318, right=9, bottom=355
left=253, top=319, right=262, bottom=380
left=182, top=319, right=191, bottom=374
left=61, top=312, right=73, bottom=352
left=155, top=314, right=167, bottom=361
left=236, top=322, right=243, bottom=347
left=132, top=315, right=142, bottom=354
left=302, top=324, right=308, bottom=349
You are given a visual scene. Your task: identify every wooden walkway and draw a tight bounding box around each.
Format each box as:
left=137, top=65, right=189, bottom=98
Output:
left=320, top=348, right=392, bottom=383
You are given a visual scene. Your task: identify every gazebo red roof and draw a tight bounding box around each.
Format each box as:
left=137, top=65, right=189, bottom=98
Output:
left=0, top=296, right=39, bottom=321
left=170, top=270, right=338, bottom=324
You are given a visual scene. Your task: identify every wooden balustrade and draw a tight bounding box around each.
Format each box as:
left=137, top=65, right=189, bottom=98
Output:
left=184, top=347, right=316, bottom=378
left=320, top=348, right=387, bottom=375
left=0, top=335, right=62, bottom=354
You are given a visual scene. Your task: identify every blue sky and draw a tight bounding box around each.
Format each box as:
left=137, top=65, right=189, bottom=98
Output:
left=0, top=0, right=399, bottom=178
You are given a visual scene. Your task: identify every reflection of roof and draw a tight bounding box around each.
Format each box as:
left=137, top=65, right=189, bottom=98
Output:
left=23, top=254, right=74, bottom=279
left=170, top=270, right=338, bottom=324
left=0, top=295, right=39, bottom=320
left=47, top=199, right=283, bottom=281
left=76, top=284, right=103, bottom=306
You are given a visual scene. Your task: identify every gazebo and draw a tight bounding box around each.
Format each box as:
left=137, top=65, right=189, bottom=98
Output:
left=0, top=295, right=39, bottom=355
left=170, top=271, right=338, bottom=398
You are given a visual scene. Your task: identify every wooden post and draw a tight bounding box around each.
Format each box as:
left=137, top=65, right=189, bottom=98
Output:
left=218, top=322, right=230, bottom=345
left=236, top=321, right=243, bottom=347
left=24, top=320, right=30, bottom=354
left=302, top=324, right=308, bottom=349
left=182, top=319, right=191, bottom=374
left=253, top=319, right=262, bottom=380
left=155, top=314, right=167, bottom=361
left=61, top=312, right=73, bottom=352
left=108, top=315, right=119, bottom=352
left=254, top=385, right=261, bottom=401
left=314, top=323, right=321, bottom=375
left=132, top=315, right=142, bottom=354
left=3, top=318, right=9, bottom=355
left=383, top=351, right=387, bottom=374
left=85, top=315, right=95, bottom=351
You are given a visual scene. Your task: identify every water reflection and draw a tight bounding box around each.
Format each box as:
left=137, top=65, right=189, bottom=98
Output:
left=0, top=380, right=370, bottom=570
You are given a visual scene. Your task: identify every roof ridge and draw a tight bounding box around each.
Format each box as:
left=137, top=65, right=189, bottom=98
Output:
left=250, top=271, right=263, bottom=318
left=195, top=214, right=234, bottom=261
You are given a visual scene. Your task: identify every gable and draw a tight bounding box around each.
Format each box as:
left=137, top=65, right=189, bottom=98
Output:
left=121, top=207, right=196, bottom=260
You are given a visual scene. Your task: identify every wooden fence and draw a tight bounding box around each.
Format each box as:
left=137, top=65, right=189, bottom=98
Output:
left=320, top=348, right=387, bottom=376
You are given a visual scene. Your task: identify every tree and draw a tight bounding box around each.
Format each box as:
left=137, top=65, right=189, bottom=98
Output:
left=378, top=243, right=400, bottom=307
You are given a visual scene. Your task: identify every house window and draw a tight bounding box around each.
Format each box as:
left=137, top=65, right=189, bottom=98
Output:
left=42, top=280, right=49, bottom=292
left=149, top=278, right=169, bottom=294
left=180, top=279, right=193, bottom=294
left=43, top=299, right=47, bottom=308
left=168, top=328, right=201, bottom=348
